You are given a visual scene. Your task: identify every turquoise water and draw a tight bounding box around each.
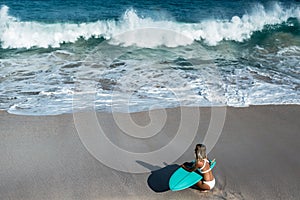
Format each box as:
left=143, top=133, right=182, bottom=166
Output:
left=0, top=1, right=299, bottom=115
left=1, top=0, right=283, bottom=23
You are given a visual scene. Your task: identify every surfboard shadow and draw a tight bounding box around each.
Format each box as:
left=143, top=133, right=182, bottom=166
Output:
left=136, top=160, right=180, bottom=193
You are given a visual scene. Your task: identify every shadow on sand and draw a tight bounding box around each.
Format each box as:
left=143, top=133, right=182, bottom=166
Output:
left=136, top=161, right=180, bottom=193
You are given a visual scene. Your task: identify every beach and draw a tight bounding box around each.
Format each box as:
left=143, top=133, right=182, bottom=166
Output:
left=1, top=105, right=299, bottom=200
left=1, top=1, right=299, bottom=199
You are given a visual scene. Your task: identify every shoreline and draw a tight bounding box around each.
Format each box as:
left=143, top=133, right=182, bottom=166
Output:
left=0, top=105, right=299, bottom=199
left=2, top=103, right=300, bottom=116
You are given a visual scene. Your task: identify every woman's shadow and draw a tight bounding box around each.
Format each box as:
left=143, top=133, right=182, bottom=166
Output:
left=136, top=160, right=180, bottom=193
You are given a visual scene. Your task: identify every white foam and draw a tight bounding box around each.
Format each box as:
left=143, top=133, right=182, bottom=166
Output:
left=0, top=3, right=299, bottom=48
left=277, top=46, right=300, bottom=56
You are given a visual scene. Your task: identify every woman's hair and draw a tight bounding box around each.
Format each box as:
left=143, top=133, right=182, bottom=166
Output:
left=195, top=144, right=207, bottom=160
left=189, top=144, right=207, bottom=172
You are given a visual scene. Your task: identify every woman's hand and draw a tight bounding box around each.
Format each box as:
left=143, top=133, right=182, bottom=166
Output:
left=181, top=164, right=193, bottom=172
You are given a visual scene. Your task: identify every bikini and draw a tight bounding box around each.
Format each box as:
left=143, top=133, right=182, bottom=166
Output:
left=198, top=159, right=216, bottom=189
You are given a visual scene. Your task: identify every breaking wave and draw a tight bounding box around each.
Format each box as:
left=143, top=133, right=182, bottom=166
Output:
left=0, top=3, right=299, bottom=48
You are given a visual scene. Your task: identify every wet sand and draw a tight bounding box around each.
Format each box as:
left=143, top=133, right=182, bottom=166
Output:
left=0, top=105, right=299, bottom=200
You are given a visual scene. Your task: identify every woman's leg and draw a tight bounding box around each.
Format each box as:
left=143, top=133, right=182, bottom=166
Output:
left=196, top=180, right=211, bottom=191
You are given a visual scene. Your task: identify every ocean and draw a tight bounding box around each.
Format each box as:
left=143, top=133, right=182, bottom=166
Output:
left=0, top=0, right=299, bottom=115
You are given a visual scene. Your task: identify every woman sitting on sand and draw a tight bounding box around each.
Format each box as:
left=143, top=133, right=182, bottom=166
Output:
left=181, top=144, right=215, bottom=192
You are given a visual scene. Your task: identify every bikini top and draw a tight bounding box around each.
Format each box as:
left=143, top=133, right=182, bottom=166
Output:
left=191, top=158, right=216, bottom=174
left=195, top=159, right=212, bottom=174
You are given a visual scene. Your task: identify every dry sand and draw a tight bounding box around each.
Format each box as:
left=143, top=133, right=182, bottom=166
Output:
left=0, top=105, right=299, bottom=200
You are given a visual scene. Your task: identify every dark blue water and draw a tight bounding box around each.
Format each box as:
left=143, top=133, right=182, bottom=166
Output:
left=0, top=0, right=299, bottom=115
left=1, top=0, right=298, bottom=22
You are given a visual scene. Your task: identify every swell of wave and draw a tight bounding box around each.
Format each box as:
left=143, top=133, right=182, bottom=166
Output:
left=0, top=3, right=299, bottom=49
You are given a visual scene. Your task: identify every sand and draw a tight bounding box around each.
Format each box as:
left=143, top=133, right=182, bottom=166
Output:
left=0, top=105, right=299, bottom=200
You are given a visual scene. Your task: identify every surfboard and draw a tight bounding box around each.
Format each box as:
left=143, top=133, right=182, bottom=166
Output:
left=169, top=160, right=216, bottom=191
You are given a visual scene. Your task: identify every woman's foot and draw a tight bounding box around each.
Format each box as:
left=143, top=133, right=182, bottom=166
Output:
left=200, top=189, right=209, bottom=193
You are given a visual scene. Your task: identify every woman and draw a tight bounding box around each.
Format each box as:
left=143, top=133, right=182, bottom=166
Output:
left=181, top=144, right=215, bottom=192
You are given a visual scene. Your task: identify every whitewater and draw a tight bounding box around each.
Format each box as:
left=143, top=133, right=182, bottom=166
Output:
left=0, top=2, right=299, bottom=115
left=0, top=3, right=299, bottom=48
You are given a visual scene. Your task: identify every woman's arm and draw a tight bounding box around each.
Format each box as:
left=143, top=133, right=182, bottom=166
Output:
left=181, top=162, right=197, bottom=172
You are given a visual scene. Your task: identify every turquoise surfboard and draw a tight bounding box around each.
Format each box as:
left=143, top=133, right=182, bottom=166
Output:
left=169, top=160, right=216, bottom=191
